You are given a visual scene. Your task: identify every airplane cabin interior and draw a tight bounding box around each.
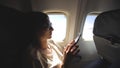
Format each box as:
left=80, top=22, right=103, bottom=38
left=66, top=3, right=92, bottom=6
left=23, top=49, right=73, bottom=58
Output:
left=0, top=0, right=120, bottom=68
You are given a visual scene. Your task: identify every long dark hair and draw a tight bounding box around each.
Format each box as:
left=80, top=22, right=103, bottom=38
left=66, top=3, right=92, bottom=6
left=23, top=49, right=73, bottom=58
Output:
left=28, top=11, right=49, bottom=48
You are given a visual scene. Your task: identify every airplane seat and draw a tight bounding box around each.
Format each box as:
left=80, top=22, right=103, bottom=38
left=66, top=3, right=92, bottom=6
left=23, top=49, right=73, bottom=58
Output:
left=93, top=9, right=120, bottom=63
left=0, top=4, right=32, bottom=68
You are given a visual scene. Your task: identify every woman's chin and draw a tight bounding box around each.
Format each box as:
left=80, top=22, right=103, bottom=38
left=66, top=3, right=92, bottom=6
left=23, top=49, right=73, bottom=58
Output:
left=48, top=36, right=52, bottom=39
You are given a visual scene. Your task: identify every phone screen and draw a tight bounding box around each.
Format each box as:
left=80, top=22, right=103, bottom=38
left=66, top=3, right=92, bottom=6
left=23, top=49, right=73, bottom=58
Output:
left=74, top=33, right=81, bottom=45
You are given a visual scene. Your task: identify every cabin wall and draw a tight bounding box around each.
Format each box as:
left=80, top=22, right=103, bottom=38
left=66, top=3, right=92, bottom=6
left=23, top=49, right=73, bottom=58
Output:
left=0, top=0, right=32, bottom=12
left=86, top=0, right=120, bottom=12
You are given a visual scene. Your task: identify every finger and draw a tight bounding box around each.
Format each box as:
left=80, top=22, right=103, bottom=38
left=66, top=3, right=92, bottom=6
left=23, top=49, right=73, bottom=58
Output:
left=70, top=45, right=79, bottom=52
left=73, top=49, right=80, bottom=55
left=69, top=40, right=75, bottom=44
left=71, top=40, right=75, bottom=46
left=70, top=46, right=79, bottom=55
left=65, top=40, right=76, bottom=54
left=64, top=44, right=71, bottom=53
left=68, top=40, right=76, bottom=51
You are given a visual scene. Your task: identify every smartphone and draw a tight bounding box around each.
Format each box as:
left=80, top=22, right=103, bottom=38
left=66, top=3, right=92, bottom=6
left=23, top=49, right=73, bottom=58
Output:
left=74, top=33, right=81, bottom=45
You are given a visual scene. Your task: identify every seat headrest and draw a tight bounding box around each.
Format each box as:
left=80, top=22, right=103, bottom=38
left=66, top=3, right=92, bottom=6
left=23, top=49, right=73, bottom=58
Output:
left=93, top=9, right=120, bottom=43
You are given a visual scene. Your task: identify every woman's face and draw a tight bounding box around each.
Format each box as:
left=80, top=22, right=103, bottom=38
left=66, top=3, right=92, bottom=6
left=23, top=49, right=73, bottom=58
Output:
left=43, top=22, right=54, bottom=39
left=37, top=19, right=54, bottom=40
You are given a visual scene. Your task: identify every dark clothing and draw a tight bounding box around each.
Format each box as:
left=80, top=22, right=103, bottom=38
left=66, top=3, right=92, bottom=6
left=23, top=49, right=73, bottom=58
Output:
left=22, top=45, right=42, bottom=68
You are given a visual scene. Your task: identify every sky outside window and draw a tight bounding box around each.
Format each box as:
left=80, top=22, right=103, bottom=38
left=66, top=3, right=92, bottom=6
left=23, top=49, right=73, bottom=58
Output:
left=82, top=14, right=98, bottom=41
left=48, top=14, right=67, bottom=41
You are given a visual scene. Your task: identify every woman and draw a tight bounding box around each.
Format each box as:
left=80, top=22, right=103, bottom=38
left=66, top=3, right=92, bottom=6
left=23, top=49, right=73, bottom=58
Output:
left=23, top=12, right=80, bottom=68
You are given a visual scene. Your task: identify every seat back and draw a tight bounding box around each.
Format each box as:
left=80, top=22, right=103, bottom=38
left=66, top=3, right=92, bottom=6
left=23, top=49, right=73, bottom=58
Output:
left=0, top=5, right=32, bottom=68
left=93, top=9, right=120, bottom=63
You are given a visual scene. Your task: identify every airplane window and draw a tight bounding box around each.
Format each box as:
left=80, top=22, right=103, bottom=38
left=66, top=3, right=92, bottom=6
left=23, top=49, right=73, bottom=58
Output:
left=82, top=14, right=98, bottom=41
left=47, top=13, right=67, bottom=41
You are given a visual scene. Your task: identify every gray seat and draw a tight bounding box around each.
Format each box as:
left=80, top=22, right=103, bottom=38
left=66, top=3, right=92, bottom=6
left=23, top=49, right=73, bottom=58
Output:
left=93, top=9, right=120, bottom=63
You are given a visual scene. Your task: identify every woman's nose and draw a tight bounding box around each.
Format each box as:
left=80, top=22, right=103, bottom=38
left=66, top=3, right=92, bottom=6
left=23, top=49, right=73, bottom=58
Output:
left=49, top=26, right=54, bottom=31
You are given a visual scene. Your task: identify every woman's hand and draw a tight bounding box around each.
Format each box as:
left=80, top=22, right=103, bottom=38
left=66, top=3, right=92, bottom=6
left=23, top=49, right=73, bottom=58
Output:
left=64, top=40, right=80, bottom=56
left=62, top=40, right=80, bottom=68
